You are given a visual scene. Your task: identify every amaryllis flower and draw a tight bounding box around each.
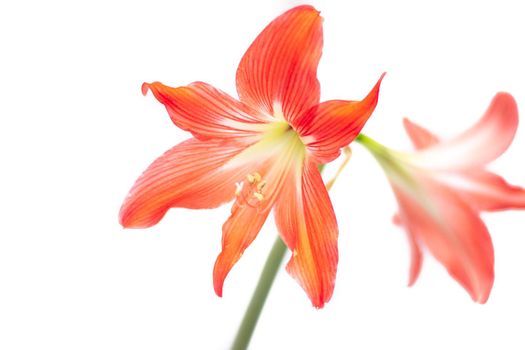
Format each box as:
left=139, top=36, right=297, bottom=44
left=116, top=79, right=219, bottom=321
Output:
left=357, top=92, right=522, bottom=303
left=119, top=5, right=383, bottom=307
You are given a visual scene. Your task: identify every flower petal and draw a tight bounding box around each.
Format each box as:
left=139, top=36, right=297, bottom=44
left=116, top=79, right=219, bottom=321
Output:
left=236, top=5, right=323, bottom=125
left=402, top=118, right=440, bottom=149
left=274, top=159, right=338, bottom=308
left=394, top=214, right=423, bottom=286
left=436, top=170, right=525, bottom=212
left=393, top=179, right=494, bottom=303
left=412, top=93, right=518, bottom=170
left=119, top=138, right=252, bottom=228
left=298, top=74, right=385, bottom=163
left=406, top=229, right=423, bottom=286
left=212, top=129, right=307, bottom=296
left=213, top=199, right=271, bottom=297
left=143, top=81, right=270, bottom=141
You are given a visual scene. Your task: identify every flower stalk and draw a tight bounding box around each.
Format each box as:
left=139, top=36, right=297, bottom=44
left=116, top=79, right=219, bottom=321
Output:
left=231, top=236, right=287, bottom=350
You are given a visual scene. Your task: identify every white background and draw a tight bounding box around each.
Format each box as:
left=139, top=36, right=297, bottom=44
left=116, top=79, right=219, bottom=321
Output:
left=1, top=0, right=525, bottom=349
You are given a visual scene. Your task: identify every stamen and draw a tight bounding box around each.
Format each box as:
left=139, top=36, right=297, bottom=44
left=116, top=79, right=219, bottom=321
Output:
left=234, top=172, right=267, bottom=208
left=235, top=182, right=244, bottom=196
left=325, top=146, right=352, bottom=191
left=257, top=180, right=266, bottom=191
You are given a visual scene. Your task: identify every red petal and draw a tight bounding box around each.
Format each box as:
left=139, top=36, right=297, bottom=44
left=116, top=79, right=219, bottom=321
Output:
left=212, top=130, right=307, bottom=296
left=444, top=170, right=525, bottom=212
left=274, top=160, right=338, bottom=308
left=213, top=198, right=271, bottom=297
left=298, top=74, right=384, bottom=163
left=393, top=178, right=494, bottom=303
left=402, top=118, right=440, bottom=149
left=236, top=5, right=323, bottom=125
left=394, top=214, right=424, bottom=286
left=119, top=138, right=252, bottom=228
left=406, top=229, right=423, bottom=287
left=143, top=81, right=270, bottom=141
left=213, top=206, right=268, bottom=298
left=412, top=93, right=518, bottom=170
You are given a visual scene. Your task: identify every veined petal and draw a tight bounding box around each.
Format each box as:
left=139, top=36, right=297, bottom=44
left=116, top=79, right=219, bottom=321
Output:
left=436, top=170, right=525, bottom=212
left=275, top=159, right=338, bottom=308
left=236, top=5, right=323, bottom=125
left=393, top=179, right=494, bottom=303
left=213, top=198, right=271, bottom=297
left=411, top=93, right=518, bottom=170
left=213, top=128, right=307, bottom=296
left=143, top=81, right=271, bottom=141
left=403, top=118, right=440, bottom=149
left=119, top=138, right=253, bottom=228
left=298, top=74, right=384, bottom=163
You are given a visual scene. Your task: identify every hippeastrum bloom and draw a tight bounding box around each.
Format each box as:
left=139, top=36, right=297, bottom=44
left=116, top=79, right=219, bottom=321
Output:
left=357, top=93, right=522, bottom=303
left=119, top=5, right=384, bottom=307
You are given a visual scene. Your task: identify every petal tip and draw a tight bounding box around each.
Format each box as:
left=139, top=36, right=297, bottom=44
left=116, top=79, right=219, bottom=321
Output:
left=117, top=212, right=143, bottom=229
left=494, top=91, right=516, bottom=104
left=492, top=91, right=518, bottom=121
left=118, top=198, right=162, bottom=229
left=377, top=72, right=386, bottom=89
left=292, top=4, right=320, bottom=15
left=365, top=72, right=386, bottom=103
left=141, top=82, right=151, bottom=96
left=118, top=204, right=131, bottom=227
left=312, top=301, right=325, bottom=309
left=213, top=257, right=227, bottom=298
left=214, top=286, right=223, bottom=298
left=213, top=279, right=224, bottom=298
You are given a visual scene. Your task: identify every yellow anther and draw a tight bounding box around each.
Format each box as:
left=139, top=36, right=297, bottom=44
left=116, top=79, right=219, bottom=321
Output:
left=247, top=174, right=255, bottom=183
left=253, top=192, right=264, bottom=201
left=253, top=172, right=262, bottom=183
left=235, top=182, right=244, bottom=196
left=257, top=180, right=266, bottom=191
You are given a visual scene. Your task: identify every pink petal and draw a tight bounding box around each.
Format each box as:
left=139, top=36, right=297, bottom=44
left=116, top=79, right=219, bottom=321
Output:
left=236, top=5, right=323, bottom=126
left=143, top=81, right=270, bottom=141
left=406, top=230, right=424, bottom=287
left=394, top=214, right=424, bottom=286
left=393, top=178, right=494, bottom=303
left=274, top=160, right=338, bottom=308
left=439, top=170, right=525, bottom=212
left=119, top=138, right=253, bottom=228
left=413, top=93, right=518, bottom=170
left=402, top=118, right=440, bottom=149
left=297, top=74, right=384, bottom=163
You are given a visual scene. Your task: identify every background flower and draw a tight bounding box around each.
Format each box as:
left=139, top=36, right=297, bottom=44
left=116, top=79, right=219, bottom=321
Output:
left=1, top=0, right=524, bottom=349
left=358, top=93, right=522, bottom=304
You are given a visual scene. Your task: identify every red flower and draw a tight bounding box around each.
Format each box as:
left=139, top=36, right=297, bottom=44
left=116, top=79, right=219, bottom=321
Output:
left=119, top=6, right=383, bottom=307
left=358, top=93, right=522, bottom=302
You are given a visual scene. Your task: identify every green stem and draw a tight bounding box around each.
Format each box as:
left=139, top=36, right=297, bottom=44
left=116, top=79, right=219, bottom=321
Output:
left=355, top=133, right=387, bottom=154
left=356, top=133, right=417, bottom=187
left=231, top=236, right=287, bottom=350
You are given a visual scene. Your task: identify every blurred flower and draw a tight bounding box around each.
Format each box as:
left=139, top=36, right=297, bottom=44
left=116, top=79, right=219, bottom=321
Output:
left=119, top=5, right=383, bottom=307
left=357, top=93, right=522, bottom=302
